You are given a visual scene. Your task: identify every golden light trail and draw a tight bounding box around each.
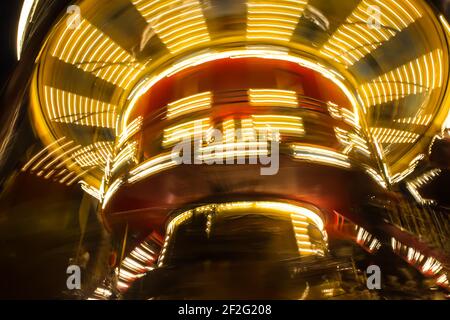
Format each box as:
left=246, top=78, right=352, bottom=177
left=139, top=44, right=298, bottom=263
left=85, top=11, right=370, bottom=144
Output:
left=111, top=142, right=138, bottom=174
left=117, top=116, right=143, bottom=149
left=391, top=238, right=443, bottom=275
left=390, top=154, right=424, bottom=184
left=320, top=0, right=422, bottom=66
left=248, top=89, right=298, bottom=108
left=363, top=165, right=387, bottom=189
left=158, top=201, right=327, bottom=262
left=21, top=138, right=103, bottom=186
left=223, top=119, right=235, bottom=144
left=290, top=212, right=316, bottom=256
left=252, top=114, right=304, bottom=138
left=219, top=201, right=326, bottom=256
left=43, top=86, right=118, bottom=129
left=370, top=127, right=420, bottom=144
left=66, top=168, right=91, bottom=186
left=440, top=14, right=450, bottom=34
left=422, top=257, right=443, bottom=274
left=436, top=274, right=449, bottom=288
left=122, top=48, right=361, bottom=132
left=17, top=0, right=40, bottom=60
left=327, top=102, right=360, bottom=129
left=158, top=209, right=193, bottom=267
left=166, top=92, right=212, bottom=119
left=59, top=171, right=75, bottom=184
left=393, top=114, right=433, bottom=126
left=51, top=18, right=144, bottom=90
left=240, top=118, right=256, bottom=142
left=291, top=144, right=351, bottom=169
left=110, top=236, right=159, bottom=294
left=355, top=226, right=381, bottom=253
left=22, top=137, right=66, bottom=171
left=128, top=153, right=178, bottom=184
left=405, top=169, right=441, bottom=205
left=30, top=140, right=74, bottom=172
left=71, top=142, right=114, bottom=168
left=334, top=127, right=371, bottom=157
left=358, top=50, right=443, bottom=109
left=162, top=118, right=210, bottom=147
left=42, top=145, right=82, bottom=171
left=88, top=287, right=113, bottom=300
left=247, top=0, right=307, bottom=42
left=198, top=141, right=269, bottom=163
left=102, top=178, right=124, bottom=209
left=411, top=169, right=442, bottom=188
left=79, top=180, right=102, bottom=201
left=132, top=0, right=211, bottom=54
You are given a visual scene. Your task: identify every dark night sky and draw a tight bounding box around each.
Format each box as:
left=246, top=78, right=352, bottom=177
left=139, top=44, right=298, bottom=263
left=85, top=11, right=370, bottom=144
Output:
left=0, top=1, right=20, bottom=89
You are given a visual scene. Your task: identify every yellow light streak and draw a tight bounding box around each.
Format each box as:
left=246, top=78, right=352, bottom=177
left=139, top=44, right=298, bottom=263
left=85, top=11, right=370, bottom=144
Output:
left=440, top=14, right=450, bottom=35
left=102, top=178, right=124, bottom=209
left=247, top=0, right=307, bottom=42
left=248, top=89, right=298, bottom=108
left=132, top=0, right=211, bottom=54
left=52, top=18, right=144, bottom=90
left=252, top=114, right=304, bottom=137
left=370, top=127, right=420, bottom=144
left=198, top=141, right=269, bottom=163
left=393, top=114, right=432, bottom=126
left=335, top=127, right=371, bottom=157
left=162, top=118, right=210, bottom=147
left=43, top=86, right=117, bottom=129
left=117, top=117, right=143, bottom=149
left=66, top=168, right=91, bottom=186
left=30, top=140, right=74, bottom=172
left=17, top=0, right=40, bottom=60
left=128, top=153, right=178, bottom=184
left=111, top=142, right=138, bottom=174
left=291, top=144, right=351, bottom=169
left=79, top=180, right=102, bottom=200
left=71, top=142, right=114, bottom=168
left=22, top=137, right=66, bottom=171
left=167, top=92, right=212, bottom=119
left=363, top=166, right=387, bottom=189
left=358, top=50, right=443, bottom=109
left=328, top=102, right=360, bottom=129
left=320, top=0, right=422, bottom=66
left=122, top=48, right=360, bottom=133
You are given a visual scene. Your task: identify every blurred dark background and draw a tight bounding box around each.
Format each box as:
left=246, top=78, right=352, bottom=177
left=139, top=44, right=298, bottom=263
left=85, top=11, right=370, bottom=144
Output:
left=0, top=1, right=20, bottom=89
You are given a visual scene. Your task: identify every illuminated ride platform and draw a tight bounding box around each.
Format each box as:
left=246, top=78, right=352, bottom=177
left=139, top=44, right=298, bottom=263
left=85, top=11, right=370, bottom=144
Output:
left=2, top=0, right=450, bottom=299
